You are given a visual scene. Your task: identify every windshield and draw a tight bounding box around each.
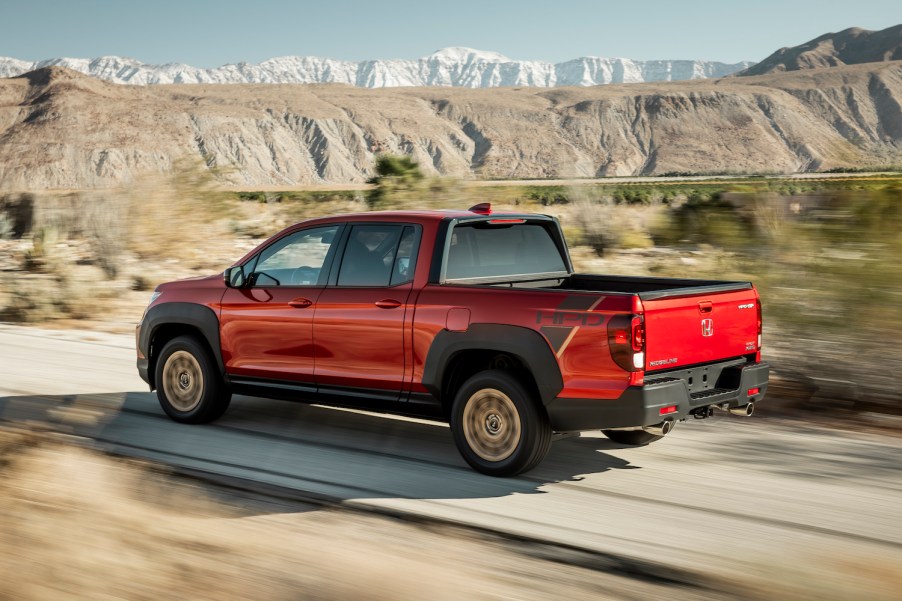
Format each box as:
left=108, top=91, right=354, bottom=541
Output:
left=444, top=222, right=568, bottom=282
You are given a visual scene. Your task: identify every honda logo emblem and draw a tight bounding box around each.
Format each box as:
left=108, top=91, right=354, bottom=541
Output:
left=701, top=318, right=714, bottom=337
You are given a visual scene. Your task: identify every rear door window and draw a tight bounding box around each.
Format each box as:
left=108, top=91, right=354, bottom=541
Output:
left=337, top=224, right=420, bottom=287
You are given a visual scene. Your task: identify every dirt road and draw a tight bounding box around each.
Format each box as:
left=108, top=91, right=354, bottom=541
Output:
left=1, top=324, right=900, bottom=599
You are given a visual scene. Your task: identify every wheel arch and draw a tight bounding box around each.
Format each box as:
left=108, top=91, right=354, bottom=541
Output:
left=422, top=324, right=564, bottom=413
left=139, top=302, right=224, bottom=390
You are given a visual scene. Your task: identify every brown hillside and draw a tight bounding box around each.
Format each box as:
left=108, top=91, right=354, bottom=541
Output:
left=1, top=62, right=901, bottom=190
left=739, top=25, right=902, bottom=76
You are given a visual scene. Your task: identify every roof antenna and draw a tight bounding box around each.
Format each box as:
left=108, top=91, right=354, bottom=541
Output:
left=468, top=203, right=492, bottom=215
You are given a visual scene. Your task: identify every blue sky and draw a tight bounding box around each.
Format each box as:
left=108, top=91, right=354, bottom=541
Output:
left=1, top=0, right=899, bottom=65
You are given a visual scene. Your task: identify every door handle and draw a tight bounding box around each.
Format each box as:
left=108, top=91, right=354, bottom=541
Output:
left=375, top=299, right=402, bottom=309
left=288, top=298, right=313, bottom=308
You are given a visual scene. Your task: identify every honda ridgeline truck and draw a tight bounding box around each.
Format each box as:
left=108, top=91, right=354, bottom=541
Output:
left=136, top=204, right=769, bottom=476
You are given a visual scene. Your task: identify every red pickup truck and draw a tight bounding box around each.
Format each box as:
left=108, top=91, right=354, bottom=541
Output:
left=136, top=204, right=768, bottom=476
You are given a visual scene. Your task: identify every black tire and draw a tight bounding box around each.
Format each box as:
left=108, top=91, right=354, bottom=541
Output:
left=601, top=429, right=663, bottom=446
left=155, top=336, right=231, bottom=424
left=450, top=370, right=552, bottom=477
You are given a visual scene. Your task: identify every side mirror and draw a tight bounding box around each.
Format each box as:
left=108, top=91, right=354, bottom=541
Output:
left=224, top=265, right=246, bottom=288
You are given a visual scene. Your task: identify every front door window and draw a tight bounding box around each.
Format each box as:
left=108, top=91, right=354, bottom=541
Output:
left=252, top=225, right=339, bottom=287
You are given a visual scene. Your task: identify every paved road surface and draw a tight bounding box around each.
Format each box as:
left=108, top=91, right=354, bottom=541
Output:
left=1, top=324, right=900, bottom=593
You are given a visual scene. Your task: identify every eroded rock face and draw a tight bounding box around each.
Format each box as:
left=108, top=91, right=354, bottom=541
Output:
left=0, top=61, right=901, bottom=190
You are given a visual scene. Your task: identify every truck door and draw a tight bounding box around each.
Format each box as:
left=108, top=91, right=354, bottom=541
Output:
left=219, top=224, right=342, bottom=386
left=313, top=224, right=420, bottom=402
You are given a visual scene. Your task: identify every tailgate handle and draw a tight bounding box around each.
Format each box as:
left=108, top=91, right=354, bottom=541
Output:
left=698, top=301, right=713, bottom=313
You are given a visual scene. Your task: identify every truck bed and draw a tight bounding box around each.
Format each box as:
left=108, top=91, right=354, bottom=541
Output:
left=491, top=273, right=760, bottom=371
left=495, top=273, right=752, bottom=301
left=555, top=274, right=753, bottom=300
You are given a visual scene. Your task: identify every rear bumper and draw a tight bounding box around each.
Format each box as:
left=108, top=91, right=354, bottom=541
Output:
left=546, top=361, right=769, bottom=432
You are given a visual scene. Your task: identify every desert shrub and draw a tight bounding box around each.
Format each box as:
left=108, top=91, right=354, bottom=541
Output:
left=78, top=192, right=126, bottom=279
left=365, top=154, right=465, bottom=210
left=23, top=226, right=61, bottom=273
left=0, top=193, right=36, bottom=238
left=651, top=192, right=756, bottom=248
left=131, top=275, right=152, bottom=291
left=568, top=194, right=658, bottom=254
left=526, top=186, right=570, bottom=206
left=0, top=267, right=108, bottom=322
left=366, top=154, right=424, bottom=209
left=0, top=214, right=13, bottom=240
left=611, top=187, right=654, bottom=205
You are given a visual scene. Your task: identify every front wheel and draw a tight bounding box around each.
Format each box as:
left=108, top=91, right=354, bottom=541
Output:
left=155, top=336, right=231, bottom=424
left=450, top=370, right=552, bottom=477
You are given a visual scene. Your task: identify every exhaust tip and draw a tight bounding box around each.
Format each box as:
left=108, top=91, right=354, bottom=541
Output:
left=643, top=420, right=674, bottom=437
left=729, top=403, right=755, bottom=417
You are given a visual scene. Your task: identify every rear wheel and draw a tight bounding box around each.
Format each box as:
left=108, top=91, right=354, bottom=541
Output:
left=155, top=336, right=231, bottom=424
left=601, top=429, right=663, bottom=446
left=450, top=370, right=552, bottom=477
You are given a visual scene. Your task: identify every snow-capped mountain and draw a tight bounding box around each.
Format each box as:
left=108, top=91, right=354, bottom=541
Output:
left=0, top=47, right=753, bottom=87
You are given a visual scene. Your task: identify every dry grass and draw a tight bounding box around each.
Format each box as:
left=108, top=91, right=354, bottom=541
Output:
left=0, top=166, right=250, bottom=327
left=123, top=163, right=235, bottom=263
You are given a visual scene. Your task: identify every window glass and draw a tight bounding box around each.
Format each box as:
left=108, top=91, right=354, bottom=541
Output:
left=390, top=226, right=419, bottom=286
left=253, top=225, right=339, bottom=286
left=445, top=223, right=566, bottom=280
left=338, top=224, right=407, bottom=287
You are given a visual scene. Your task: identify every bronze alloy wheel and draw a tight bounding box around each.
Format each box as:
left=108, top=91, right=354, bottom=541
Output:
left=461, top=387, right=523, bottom=462
left=161, top=350, right=205, bottom=413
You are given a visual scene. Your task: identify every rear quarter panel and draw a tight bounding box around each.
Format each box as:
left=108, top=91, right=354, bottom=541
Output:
left=412, top=285, right=634, bottom=400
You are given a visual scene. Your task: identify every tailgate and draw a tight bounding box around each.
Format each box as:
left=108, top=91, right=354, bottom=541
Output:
left=643, top=288, right=759, bottom=370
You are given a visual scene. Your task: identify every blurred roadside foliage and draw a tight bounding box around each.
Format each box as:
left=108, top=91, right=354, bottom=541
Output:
left=2, top=155, right=900, bottom=412
left=0, top=161, right=236, bottom=322
left=366, top=154, right=463, bottom=209
left=125, top=160, right=233, bottom=261
left=650, top=185, right=902, bottom=410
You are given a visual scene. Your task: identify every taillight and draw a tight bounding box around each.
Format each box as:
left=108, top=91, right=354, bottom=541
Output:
left=631, top=318, right=645, bottom=352
left=607, top=314, right=645, bottom=373
left=754, top=287, right=763, bottom=362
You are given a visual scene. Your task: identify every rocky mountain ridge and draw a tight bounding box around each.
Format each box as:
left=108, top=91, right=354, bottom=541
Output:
left=1, top=60, right=900, bottom=190
left=0, top=47, right=752, bottom=87
left=738, top=24, right=902, bottom=76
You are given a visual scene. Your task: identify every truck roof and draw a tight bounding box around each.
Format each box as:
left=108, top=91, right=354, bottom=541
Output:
left=232, top=204, right=557, bottom=266
left=296, top=204, right=552, bottom=227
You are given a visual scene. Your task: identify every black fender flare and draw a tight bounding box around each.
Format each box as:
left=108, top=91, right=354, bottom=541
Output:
left=139, top=302, right=224, bottom=388
left=421, top=324, right=564, bottom=405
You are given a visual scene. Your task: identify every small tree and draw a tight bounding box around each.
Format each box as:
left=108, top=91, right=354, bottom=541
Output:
left=366, top=154, right=424, bottom=209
